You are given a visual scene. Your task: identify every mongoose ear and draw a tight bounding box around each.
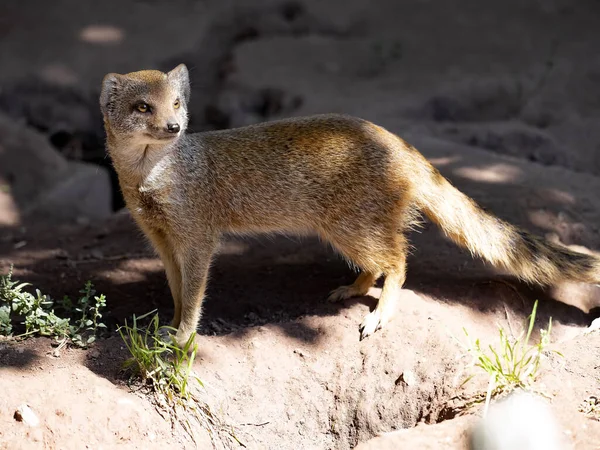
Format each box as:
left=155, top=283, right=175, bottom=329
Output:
left=99, top=73, right=123, bottom=117
left=168, top=64, right=190, bottom=103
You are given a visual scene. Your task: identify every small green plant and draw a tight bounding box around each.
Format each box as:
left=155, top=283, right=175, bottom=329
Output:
left=59, top=281, right=107, bottom=347
left=0, top=266, right=107, bottom=348
left=459, top=300, right=562, bottom=415
left=118, top=311, right=242, bottom=448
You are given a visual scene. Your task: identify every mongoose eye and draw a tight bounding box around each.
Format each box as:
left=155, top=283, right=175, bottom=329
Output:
left=136, top=103, right=149, bottom=113
left=173, top=99, right=180, bottom=109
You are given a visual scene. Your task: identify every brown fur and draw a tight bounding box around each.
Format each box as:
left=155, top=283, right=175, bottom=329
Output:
left=100, top=64, right=600, bottom=347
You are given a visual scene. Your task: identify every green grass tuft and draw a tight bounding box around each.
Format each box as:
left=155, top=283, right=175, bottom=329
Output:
left=118, top=311, right=243, bottom=448
left=459, top=300, right=562, bottom=415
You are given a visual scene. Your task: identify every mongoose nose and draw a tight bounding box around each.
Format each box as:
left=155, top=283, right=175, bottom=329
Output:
left=166, top=123, right=180, bottom=133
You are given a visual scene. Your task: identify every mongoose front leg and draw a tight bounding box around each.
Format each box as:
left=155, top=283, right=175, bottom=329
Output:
left=174, top=240, right=217, bottom=348
left=145, top=229, right=183, bottom=332
left=151, top=235, right=183, bottom=328
left=328, top=271, right=381, bottom=302
left=161, top=252, right=181, bottom=328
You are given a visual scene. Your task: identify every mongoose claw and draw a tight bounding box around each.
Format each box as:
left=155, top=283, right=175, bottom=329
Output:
left=327, top=285, right=354, bottom=302
left=328, top=282, right=371, bottom=302
left=359, top=310, right=382, bottom=340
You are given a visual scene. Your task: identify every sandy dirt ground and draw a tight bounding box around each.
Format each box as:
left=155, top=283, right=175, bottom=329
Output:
left=0, top=0, right=599, bottom=448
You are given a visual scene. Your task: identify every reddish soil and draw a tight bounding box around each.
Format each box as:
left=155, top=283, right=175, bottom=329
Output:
left=1, top=0, right=600, bottom=448
left=1, top=207, right=599, bottom=449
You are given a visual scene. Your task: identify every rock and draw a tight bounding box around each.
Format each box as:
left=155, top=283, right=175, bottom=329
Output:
left=293, top=348, right=309, bottom=358
left=434, top=121, right=569, bottom=167
left=354, top=417, right=474, bottom=450
left=22, top=160, right=111, bottom=222
left=585, top=317, right=600, bottom=335
left=210, top=84, right=303, bottom=129
left=0, top=113, right=111, bottom=224
left=14, top=404, right=40, bottom=427
left=0, top=78, right=104, bottom=161
left=89, top=249, right=104, bottom=260
left=468, top=392, right=567, bottom=450
left=396, top=370, right=417, bottom=387
left=0, top=112, right=68, bottom=225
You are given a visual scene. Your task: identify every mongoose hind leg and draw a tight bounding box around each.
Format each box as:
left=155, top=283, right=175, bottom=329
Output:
left=359, top=260, right=406, bottom=340
left=325, top=226, right=409, bottom=339
left=328, top=271, right=381, bottom=302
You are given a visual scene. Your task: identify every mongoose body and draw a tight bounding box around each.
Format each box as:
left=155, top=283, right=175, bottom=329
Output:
left=100, top=65, right=600, bottom=347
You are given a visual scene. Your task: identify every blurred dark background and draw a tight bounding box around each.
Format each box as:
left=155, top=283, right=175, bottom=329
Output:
left=1, top=0, right=599, bottom=226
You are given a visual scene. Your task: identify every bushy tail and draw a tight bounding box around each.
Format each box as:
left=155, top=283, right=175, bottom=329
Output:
left=417, top=167, right=600, bottom=286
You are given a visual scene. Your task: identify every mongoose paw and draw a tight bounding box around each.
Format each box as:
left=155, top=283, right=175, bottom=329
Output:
left=359, top=310, right=383, bottom=340
left=328, top=285, right=365, bottom=303
left=174, top=329, right=197, bottom=352
left=157, top=326, right=174, bottom=344
left=158, top=327, right=193, bottom=350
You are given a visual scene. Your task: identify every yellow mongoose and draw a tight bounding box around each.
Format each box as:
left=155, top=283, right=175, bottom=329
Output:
left=100, top=64, right=600, bottom=347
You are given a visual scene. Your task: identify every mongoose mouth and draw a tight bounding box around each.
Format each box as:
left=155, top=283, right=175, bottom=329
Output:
left=144, top=132, right=179, bottom=142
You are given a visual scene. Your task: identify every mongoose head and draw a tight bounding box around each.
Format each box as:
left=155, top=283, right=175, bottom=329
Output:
left=99, top=64, right=190, bottom=145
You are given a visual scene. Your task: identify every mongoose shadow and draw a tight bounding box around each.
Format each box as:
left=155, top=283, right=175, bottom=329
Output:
left=197, top=234, right=595, bottom=339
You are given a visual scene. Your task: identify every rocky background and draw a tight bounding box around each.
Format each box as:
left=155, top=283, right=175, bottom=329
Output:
left=0, top=0, right=599, bottom=448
